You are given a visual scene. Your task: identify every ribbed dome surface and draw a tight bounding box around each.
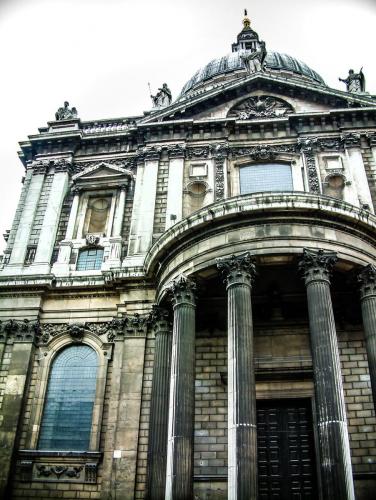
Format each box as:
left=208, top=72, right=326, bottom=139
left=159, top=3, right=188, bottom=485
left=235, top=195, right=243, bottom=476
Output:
left=179, top=51, right=325, bottom=97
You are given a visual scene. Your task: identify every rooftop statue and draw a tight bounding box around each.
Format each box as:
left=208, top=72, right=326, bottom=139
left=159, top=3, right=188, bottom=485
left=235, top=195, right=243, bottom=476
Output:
left=150, top=83, right=172, bottom=108
left=240, top=40, right=267, bottom=74
left=55, top=101, right=78, bottom=121
left=339, top=68, right=366, bottom=94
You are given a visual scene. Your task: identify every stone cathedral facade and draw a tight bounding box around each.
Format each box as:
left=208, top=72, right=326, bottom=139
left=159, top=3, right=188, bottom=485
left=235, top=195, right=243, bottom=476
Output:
left=1, top=13, right=376, bottom=500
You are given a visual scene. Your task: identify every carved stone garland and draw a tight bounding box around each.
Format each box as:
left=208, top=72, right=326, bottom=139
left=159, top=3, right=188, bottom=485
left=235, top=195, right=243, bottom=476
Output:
left=212, top=143, right=228, bottom=201
left=297, top=138, right=320, bottom=194
left=37, top=314, right=151, bottom=345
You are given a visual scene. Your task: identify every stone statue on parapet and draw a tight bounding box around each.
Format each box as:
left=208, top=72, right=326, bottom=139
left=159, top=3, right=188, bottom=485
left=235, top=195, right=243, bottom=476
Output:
left=240, top=40, right=267, bottom=74
left=150, top=83, right=172, bottom=108
left=55, top=101, right=78, bottom=121
left=339, top=68, right=366, bottom=93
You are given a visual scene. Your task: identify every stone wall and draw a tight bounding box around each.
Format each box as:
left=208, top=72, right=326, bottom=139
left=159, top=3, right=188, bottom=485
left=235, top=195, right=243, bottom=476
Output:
left=134, top=336, right=154, bottom=499
left=339, top=330, right=376, bottom=475
left=152, top=160, right=168, bottom=242
left=27, top=174, right=54, bottom=248
left=3, top=323, right=376, bottom=499
left=3, top=172, right=32, bottom=259
left=54, top=191, right=73, bottom=247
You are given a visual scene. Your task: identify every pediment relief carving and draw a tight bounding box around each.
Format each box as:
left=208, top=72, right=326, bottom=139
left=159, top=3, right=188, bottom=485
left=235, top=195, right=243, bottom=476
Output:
left=228, top=95, right=294, bottom=120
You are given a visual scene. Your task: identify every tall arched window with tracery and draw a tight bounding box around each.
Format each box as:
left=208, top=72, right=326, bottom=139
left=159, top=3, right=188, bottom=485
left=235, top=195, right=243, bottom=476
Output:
left=38, top=345, right=98, bottom=451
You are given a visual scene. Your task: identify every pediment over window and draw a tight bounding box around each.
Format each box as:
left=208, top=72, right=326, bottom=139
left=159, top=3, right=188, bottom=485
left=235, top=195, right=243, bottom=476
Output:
left=228, top=95, right=295, bottom=120
left=72, top=162, right=134, bottom=187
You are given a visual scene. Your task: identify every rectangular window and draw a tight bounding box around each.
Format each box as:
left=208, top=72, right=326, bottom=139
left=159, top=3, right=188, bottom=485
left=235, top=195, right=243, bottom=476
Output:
left=24, top=246, right=37, bottom=265
left=240, top=163, right=293, bottom=195
left=76, top=248, right=104, bottom=271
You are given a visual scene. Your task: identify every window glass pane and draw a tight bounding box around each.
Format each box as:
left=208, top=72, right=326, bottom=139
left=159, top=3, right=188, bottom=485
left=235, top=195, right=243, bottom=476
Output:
left=76, top=248, right=104, bottom=271
left=38, top=345, right=98, bottom=451
left=240, top=163, right=293, bottom=194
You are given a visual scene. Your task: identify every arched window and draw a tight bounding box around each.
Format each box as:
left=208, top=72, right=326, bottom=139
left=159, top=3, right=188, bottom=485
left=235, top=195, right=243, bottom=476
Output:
left=76, top=248, right=104, bottom=271
left=240, top=163, right=293, bottom=195
left=38, top=345, right=98, bottom=451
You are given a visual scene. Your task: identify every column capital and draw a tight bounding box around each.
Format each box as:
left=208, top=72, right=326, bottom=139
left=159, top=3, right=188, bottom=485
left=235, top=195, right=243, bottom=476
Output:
left=167, top=143, right=186, bottom=159
left=148, top=305, right=171, bottom=333
left=297, top=137, right=319, bottom=153
left=0, top=319, right=39, bottom=344
left=53, top=158, right=73, bottom=174
left=299, top=248, right=337, bottom=285
left=366, top=132, right=376, bottom=148
left=216, top=252, right=256, bottom=289
left=341, top=132, right=361, bottom=148
left=167, top=274, right=196, bottom=307
left=211, top=142, right=229, bottom=159
left=71, top=185, right=81, bottom=196
left=358, top=264, right=376, bottom=300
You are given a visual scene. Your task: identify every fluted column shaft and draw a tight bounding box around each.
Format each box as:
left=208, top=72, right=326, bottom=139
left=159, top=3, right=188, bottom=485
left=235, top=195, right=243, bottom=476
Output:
left=147, top=307, right=172, bottom=500
left=300, top=249, right=355, bottom=500
left=165, top=276, right=196, bottom=500
left=217, top=253, right=257, bottom=500
left=358, top=264, right=376, bottom=413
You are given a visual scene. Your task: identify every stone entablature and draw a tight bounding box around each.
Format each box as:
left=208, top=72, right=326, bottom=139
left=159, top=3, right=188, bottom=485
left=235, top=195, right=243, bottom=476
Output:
left=145, top=192, right=376, bottom=285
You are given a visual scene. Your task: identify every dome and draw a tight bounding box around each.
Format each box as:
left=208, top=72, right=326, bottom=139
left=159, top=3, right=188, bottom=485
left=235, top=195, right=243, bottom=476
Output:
left=179, top=51, right=326, bottom=98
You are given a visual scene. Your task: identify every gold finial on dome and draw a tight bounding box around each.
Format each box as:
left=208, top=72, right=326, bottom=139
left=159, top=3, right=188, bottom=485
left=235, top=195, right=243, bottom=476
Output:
left=243, top=8, right=251, bottom=28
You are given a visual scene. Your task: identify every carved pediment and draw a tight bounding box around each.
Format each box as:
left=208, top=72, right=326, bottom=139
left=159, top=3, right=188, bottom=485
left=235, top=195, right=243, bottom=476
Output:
left=72, top=162, right=134, bottom=185
left=228, top=95, right=294, bottom=120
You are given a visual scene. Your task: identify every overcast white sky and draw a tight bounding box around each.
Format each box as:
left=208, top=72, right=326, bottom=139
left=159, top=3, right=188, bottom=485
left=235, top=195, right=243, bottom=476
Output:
left=0, top=0, right=375, bottom=254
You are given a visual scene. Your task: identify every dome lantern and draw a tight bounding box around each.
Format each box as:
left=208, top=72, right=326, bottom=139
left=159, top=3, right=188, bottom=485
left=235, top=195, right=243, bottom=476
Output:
left=231, top=9, right=261, bottom=53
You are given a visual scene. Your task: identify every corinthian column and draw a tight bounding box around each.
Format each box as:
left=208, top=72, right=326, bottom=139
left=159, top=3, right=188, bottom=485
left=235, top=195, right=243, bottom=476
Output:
left=299, top=248, right=355, bottom=500
left=217, top=253, right=257, bottom=500
left=147, top=306, right=172, bottom=500
left=165, top=275, right=196, bottom=500
left=358, top=264, right=376, bottom=413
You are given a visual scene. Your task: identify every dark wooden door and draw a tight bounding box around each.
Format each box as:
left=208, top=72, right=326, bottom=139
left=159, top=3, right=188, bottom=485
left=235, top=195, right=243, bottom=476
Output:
left=257, top=399, right=317, bottom=500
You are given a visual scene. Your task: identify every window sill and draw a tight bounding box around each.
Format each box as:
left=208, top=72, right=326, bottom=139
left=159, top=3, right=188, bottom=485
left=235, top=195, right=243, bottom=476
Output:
left=18, top=449, right=102, bottom=484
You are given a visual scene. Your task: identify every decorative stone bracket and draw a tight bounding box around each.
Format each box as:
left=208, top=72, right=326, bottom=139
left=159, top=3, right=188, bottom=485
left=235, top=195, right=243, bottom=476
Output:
left=18, top=451, right=101, bottom=484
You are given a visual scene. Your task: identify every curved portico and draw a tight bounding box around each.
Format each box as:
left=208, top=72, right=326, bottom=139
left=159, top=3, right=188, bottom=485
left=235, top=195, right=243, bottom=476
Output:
left=145, top=192, right=376, bottom=500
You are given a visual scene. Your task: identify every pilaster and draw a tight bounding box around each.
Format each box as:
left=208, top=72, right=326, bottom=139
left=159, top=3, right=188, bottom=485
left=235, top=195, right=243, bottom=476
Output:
left=31, top=159, right=71, bottom=273
left=217, top=252, right=257, bottom=500
left=127, top=148, right=160, bottom=259
left=165, top=145, right=185, bottom=230
left=8, top=162, right=47, bottom=269
left=342, top=133, right=374, bottom=212
left=0, top=320, right=39, bottom=498
left=299, top=248, right=355, bottom=500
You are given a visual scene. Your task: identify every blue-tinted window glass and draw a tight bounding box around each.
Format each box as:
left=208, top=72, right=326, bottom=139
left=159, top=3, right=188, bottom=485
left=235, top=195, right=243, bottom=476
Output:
left=76, top=248, right=104, bottom=271
left=38, top=345, right=98, bottom=451
left=240, top=163, right=293, bottom=195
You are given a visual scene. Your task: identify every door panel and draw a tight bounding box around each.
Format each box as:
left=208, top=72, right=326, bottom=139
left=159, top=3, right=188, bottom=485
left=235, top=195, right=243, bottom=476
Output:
left=257, top=399, right=317, bottom=500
